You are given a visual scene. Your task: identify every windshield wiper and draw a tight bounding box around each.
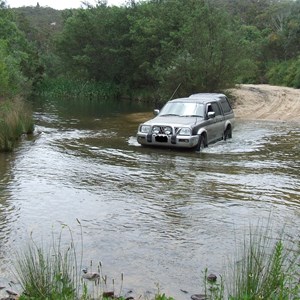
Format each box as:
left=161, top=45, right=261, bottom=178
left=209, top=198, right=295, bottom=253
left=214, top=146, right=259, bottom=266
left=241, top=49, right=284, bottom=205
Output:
left=181, top=115, right=203, bottom=117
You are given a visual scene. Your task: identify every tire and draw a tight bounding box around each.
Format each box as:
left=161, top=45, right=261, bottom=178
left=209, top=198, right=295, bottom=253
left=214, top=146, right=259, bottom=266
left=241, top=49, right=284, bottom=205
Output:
left=196, top=134, right=205, bottom=152
left=224, top=126, right=232, bottom=141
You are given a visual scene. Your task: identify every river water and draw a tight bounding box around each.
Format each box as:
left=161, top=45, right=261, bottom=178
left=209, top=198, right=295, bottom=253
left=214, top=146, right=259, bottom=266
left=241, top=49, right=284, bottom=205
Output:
left=0, top=97, right=299, bottom=299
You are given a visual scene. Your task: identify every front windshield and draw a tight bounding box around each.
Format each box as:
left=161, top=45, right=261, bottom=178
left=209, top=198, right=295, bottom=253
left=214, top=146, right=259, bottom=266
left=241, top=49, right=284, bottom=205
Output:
left=159, top=102, right=204, bottom=117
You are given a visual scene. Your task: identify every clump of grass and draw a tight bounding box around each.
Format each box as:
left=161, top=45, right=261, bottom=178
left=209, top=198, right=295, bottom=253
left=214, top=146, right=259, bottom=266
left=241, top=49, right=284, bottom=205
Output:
left=227, top=222, right=300, bottom=300
left=0, top=98, right=34, bottom=151
left=198, top=221, right=299, bottom=300
left=13, top=222, right=175, bottom=300
left=14, top=226, right=80, bottom=299
left=13, top=221, right=128, bottom=300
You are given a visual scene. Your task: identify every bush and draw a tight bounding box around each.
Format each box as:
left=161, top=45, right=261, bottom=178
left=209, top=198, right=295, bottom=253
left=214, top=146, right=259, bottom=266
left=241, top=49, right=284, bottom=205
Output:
left=267, top=57, right=300, bottom=88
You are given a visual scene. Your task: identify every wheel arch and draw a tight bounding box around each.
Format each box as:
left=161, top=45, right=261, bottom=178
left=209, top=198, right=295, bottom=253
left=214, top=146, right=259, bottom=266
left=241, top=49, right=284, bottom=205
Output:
left=224, top=120, right=232, bottom=131
left=223, top=121, right=233, bottom=140
left=197, top=129, right=208, bottom=147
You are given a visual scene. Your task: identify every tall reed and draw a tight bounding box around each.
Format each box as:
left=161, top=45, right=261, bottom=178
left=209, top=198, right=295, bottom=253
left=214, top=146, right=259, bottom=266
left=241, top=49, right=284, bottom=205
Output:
left=14, top=227, right=79, bottom=299
left=14, top=222, right=126, bottom=300
left=36, top=78, right=120, bottom=100
left=0, top=98, right=34, bottom=151
left=226, top=223, right=299, bottom=300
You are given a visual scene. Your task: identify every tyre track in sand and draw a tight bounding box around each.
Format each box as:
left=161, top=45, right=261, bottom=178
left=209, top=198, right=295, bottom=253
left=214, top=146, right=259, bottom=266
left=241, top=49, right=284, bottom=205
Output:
left=229, top=84, right=300, bottom=122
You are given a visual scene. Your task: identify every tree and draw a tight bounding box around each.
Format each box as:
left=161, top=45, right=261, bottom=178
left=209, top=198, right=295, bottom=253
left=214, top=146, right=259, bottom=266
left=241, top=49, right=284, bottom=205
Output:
left=153, top=1, right=248, bottom=97
left=55, top=4, right=131, bottom=85
left=0, top=0, right=41, bottom=96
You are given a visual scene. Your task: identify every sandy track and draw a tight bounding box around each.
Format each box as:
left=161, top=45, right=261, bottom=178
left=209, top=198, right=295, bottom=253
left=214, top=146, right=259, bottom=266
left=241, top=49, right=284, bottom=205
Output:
left=230, top=84, right=300, bottom=122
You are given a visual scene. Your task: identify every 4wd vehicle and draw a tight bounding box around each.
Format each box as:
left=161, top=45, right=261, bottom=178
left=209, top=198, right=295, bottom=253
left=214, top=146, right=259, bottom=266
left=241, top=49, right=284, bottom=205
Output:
left=136, top=93, right=234, bottom=151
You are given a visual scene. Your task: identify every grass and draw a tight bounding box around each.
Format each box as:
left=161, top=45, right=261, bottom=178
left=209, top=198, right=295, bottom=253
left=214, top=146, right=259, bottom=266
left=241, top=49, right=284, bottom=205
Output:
left=204, top=221, right=300, bottom=300
left=13, top=221, right=175, bottom=300
left=12, top=220, right=299, bottom=300
left=0, top=97, right=34, bottom=151
left=15, top=226, right=79, bottom=299
left=226, top=224, right=299, bottom=300
left=36, top=78, right=120, bottom=100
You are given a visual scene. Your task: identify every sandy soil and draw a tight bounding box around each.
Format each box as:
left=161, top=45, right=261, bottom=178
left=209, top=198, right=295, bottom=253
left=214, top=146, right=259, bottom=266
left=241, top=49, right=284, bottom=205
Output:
left=229, top=84, right=300, bottom=122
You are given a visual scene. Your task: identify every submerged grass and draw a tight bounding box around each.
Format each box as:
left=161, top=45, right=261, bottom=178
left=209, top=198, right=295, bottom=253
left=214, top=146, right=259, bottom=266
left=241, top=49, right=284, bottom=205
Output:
left=0, top=98, right=34, bottom=151
left=12, top=220, right=299, bottom=300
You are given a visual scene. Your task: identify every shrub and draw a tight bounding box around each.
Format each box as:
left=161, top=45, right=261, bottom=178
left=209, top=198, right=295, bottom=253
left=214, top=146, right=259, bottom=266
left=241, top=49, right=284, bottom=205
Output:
left=267, top=57, right=300, bottom=88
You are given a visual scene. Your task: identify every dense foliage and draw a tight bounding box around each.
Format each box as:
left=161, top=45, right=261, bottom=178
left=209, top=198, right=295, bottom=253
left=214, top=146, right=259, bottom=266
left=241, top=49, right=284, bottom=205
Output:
left=2, top=0, right=300, bottom=100
left=53, top=0, right=248, bottom=99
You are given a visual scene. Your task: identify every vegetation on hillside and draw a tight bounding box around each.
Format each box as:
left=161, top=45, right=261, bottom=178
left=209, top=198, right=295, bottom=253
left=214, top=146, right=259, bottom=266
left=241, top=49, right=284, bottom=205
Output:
left=3, top=0, right=300, bottom=101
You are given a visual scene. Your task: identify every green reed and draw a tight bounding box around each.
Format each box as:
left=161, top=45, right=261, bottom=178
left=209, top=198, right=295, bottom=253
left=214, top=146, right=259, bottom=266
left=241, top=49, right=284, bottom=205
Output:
left=0, top=98, right=34, bottom=151
left=13, top=222, right=175, bottom=300
left=198, top=220, right=299, bottom=300
left=15, top=226, right=80, bottom=300
left=36, top=78, right=120, bottom=100
left=225, top=222, right=299, bottom=300
left=14, top=221, right=126, bottom=300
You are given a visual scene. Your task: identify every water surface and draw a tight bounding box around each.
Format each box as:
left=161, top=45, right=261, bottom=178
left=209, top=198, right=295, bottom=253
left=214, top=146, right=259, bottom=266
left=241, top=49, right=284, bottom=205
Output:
left=0, top=97, right=299, bottom=298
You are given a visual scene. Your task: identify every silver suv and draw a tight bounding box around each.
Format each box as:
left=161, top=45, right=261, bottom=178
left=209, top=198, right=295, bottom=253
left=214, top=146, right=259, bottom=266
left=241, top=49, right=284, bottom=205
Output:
left=136, top=93, right=234, bottom=151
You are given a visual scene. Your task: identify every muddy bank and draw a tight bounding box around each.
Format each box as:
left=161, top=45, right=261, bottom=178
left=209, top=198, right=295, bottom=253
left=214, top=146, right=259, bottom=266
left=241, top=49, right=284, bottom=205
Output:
left=229, top=84, right=300, bottom=122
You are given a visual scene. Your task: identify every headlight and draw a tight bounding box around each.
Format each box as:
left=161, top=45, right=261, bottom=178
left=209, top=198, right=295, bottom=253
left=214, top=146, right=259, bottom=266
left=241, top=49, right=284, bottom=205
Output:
left=140, top=125, right=151, bottom=133
left=164, top=126, right=172, bottom=135
left=152, top=126, right=160, bottom=134
left=178, top=127, right=191, bottom=136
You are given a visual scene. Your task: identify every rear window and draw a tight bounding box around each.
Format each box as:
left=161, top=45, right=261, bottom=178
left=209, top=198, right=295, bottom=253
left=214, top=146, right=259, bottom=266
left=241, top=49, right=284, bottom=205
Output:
left=220, top=97, right=232, bottom=114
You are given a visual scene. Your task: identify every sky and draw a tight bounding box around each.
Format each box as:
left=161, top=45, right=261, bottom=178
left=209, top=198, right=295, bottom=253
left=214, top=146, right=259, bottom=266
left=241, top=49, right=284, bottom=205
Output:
left=6, top=0, right=128, bottom=10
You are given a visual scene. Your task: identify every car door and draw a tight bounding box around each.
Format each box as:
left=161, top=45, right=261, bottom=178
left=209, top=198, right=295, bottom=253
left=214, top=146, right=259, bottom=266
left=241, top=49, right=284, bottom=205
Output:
left=205, top=103, right=217, bottom=143
left=210, top=102, right=225, bottom=140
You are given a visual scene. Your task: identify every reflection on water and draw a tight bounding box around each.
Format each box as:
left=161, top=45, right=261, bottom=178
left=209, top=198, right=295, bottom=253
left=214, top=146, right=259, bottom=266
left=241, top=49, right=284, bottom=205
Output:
left=0, top=97, right=299, bottom=298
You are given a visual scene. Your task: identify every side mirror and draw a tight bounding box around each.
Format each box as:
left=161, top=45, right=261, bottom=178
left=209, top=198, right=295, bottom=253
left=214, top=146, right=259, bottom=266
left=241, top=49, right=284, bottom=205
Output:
left=154, top=109, right=160, bottom=115
left=208, top=111, right=215, bottom=119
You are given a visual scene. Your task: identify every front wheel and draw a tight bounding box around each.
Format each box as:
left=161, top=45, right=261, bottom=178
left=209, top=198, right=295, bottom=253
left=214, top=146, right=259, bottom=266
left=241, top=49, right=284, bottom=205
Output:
left=196, top=134, right=205, bottom=152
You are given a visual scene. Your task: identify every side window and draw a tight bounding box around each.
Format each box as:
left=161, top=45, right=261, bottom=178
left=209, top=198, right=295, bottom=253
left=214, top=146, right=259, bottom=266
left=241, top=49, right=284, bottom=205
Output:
left=220, top=97, right=232, bottom=114
left=207, top=104, right=213, bottom=113
left=211, top=102, right=221, bottom=116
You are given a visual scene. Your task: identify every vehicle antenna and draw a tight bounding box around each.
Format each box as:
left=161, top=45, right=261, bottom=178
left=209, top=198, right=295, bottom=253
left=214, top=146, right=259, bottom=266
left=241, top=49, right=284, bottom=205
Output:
left=169, top=83, right=182, bottom=100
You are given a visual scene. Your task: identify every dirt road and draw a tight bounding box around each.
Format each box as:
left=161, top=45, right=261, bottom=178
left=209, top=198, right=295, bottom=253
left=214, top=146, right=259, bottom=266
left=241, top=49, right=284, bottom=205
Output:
left=230, top=84, right=300, bottom=122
